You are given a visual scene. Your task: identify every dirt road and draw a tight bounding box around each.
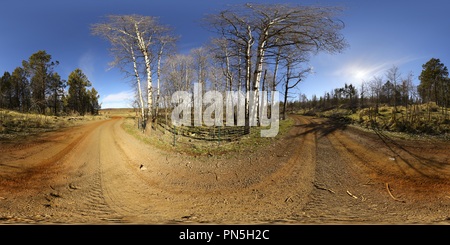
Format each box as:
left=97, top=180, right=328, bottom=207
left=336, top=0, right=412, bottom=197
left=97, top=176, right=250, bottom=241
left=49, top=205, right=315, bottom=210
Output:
left=1, top=115, right=449, bottom=224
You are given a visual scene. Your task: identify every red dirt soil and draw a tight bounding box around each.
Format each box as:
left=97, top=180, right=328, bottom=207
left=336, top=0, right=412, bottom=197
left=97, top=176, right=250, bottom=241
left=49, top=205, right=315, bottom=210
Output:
left=1, top=115, right=449, bottom=224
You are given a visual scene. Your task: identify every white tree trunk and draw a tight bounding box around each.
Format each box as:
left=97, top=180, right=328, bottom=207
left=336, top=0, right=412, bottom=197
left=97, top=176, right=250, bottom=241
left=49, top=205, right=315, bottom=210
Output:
left=244, top=25, right=253, bottom=134
left=134, top=22, right=153, bottom=126
left=156, top=43, right=165, bottom=121
left=251, top=27, right=271, bottom=127
left=130, top=45, right=145, bottom=123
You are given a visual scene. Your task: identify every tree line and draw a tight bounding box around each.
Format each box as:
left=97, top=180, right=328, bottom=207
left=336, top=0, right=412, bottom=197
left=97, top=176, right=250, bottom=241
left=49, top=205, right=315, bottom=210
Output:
left=91, top=3, right=348, bottom=134
left=0, top=50, right=100, bottom=116
left=293, top=58, right=450, bottom=129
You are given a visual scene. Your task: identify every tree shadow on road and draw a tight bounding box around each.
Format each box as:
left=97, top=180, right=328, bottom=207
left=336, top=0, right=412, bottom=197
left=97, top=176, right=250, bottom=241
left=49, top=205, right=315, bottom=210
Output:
left=289, top=116, right=350, bottom=140
left=287, top=115, right=450, bottom=180
left=371, top=128, right=450, bottom=179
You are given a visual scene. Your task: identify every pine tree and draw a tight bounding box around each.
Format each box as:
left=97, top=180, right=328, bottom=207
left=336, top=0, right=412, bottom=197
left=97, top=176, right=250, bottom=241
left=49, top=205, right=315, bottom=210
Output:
left=22, top=50, right=59, bottom=114
left=67, top=68, right=92, bottom=115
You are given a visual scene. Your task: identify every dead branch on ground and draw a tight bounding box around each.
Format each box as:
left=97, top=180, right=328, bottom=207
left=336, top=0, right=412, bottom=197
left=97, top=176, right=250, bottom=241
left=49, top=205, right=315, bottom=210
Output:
left=346, top=190, right=358, bottom=199
left=385, top=183, right=405, bottom=203
left=314, top=182, right=335, bottom=194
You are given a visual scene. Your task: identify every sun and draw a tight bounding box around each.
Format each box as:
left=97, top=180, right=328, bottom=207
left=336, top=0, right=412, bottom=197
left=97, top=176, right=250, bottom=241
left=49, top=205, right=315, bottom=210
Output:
left=354, top=69, right=368, bottom=80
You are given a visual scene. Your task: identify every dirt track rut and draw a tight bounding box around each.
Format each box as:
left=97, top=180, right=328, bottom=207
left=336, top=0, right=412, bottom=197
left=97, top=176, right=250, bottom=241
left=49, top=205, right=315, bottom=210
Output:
left=1, top=115, right=449, bottom=224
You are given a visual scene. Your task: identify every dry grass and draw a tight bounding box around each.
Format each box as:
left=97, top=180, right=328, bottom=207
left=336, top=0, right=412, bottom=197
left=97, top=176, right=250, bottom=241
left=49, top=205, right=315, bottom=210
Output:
left=122, top=113, right=295, bottom=157
left=0, top=109, right=108, bottom=141
left=99, top=108, right=137, bottom=118
left=302, top=103, right=450, bottom=139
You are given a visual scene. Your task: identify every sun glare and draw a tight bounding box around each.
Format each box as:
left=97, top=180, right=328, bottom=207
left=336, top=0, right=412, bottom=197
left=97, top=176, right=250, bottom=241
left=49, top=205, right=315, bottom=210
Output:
left=354, top=69, right=367, bottom=80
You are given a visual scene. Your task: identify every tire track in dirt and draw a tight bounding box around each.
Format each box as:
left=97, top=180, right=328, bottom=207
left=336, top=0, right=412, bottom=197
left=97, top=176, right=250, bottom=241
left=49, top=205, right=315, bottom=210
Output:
left=300, top=116, right=450, bottom=223
left=249, top=115, right=316, bottom=192
left=40, top=119, right=123, bottom=223
left=0, top=119, right=120, bottom=223
left=299, top=117, right=379, bottom=223
left=72, top=124, right=123, bottom=223
left=327, top=127, right=450, bottom=187
left=49, top=117, right=148, bottom=223
left=221, top=114, right=318, bottom=223
left=87, top=115, right=320, bottom=223
left=97, top=119, right=160, bottom=221
left=2, top=114, right=450, bottom=224
left=0, top=120, right=108, bottom=191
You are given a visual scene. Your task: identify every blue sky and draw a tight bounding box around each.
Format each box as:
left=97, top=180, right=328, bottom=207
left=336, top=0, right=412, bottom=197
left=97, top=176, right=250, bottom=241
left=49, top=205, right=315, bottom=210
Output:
left=0, top=0, right=449, bottom=108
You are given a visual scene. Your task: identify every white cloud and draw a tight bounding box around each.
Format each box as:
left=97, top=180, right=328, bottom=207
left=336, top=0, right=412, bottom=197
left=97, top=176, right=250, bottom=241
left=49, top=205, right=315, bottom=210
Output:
left=100, top=90, right=135, bottom=109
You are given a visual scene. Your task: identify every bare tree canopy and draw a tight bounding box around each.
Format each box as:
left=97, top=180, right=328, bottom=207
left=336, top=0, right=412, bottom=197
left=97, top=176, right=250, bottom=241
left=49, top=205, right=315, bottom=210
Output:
left=91, top=15, right=176, bottom=130
left=89, top=5, right=348, bottom=134
left=204, top=3, right=348, bottom=128
left=205, top=3, right=348, bottom=55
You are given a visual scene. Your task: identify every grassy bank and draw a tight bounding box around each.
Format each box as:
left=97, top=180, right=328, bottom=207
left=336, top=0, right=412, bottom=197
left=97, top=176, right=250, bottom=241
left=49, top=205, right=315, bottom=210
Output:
left=0, top=109, right=108, bottom=141
left=299, top=103, right=450, bottom=140
left=122, top=115, right=294, bottom=157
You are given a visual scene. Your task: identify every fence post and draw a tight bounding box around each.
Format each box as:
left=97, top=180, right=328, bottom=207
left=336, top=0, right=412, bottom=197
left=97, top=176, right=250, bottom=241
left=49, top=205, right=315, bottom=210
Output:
left=218, top=126, right=221, bottom=146
left=173, top=125, right=176, bottom=146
